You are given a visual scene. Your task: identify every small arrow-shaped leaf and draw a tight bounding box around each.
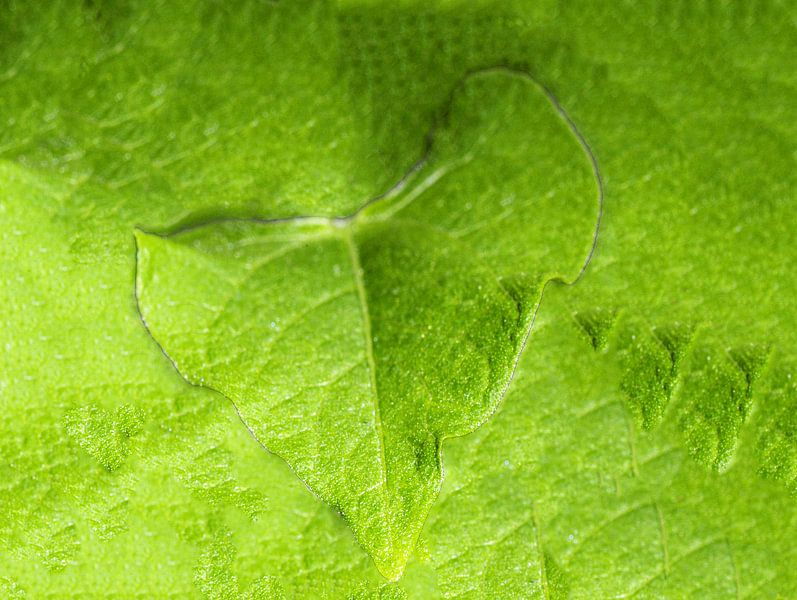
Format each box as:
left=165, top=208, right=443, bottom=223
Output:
left=134, top=69, right=600, bottom=579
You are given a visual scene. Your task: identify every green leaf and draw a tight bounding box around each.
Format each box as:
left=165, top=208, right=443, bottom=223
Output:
left=2, top=1, right=797, bottom=597
left=425, top=291, right=797, bottom=598
left=134, top=70, right=600, bottom=578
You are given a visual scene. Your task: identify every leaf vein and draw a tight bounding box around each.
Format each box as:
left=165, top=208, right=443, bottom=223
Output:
left=342, top=226, right=392, bottom=538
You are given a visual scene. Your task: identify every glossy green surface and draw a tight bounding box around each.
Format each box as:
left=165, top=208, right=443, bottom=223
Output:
left=1, top=1, right=795, bottom=597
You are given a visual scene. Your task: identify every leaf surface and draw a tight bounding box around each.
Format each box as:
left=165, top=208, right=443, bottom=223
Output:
left=134, top=71, right=600, bottom=577
left=2, top=1, right=796, bottom=597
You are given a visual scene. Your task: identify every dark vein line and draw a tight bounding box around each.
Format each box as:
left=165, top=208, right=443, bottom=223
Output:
left=626, top=537, right=724, bottom=597
left=565, top=502, right=653, bottom=560
left=532, top=500, right=551, bottom=600
left=204, top=240, right=308, bottom=334
left=272, top=358, right=368, bottom=410
left=247, top=285, right=356, bottom=379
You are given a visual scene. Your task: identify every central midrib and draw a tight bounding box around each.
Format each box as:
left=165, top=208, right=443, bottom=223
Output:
left=341, top=225, right=392, bottom=543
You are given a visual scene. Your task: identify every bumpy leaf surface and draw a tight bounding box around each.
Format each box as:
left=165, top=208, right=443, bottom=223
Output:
left=2, top=1, right=796, bottom=598
left=135, top=71, right=599, bottom=577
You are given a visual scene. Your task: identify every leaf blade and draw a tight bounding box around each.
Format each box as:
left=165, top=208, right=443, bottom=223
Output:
left=134, top=69, right=601, bottom=578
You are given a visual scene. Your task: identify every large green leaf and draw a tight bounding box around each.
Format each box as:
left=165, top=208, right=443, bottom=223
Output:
left=1, top=0, right=796, bottom=597
left=134, top=70, right=599, bottom=578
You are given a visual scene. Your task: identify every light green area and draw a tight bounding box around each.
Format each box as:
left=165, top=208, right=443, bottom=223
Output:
left=1, top=0, right=796, bottom=597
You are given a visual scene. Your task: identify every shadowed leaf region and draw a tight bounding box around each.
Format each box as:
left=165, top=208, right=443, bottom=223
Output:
left=134, top=70, right=600, bottom=579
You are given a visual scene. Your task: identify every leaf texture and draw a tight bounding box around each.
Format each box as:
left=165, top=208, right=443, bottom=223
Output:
left=2, top=1, right=796, bottom=597
left=134, top=71, right=600, bottom=577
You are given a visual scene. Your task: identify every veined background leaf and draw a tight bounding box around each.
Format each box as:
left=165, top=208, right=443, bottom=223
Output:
left=1, top=0, right=795, bottom=597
